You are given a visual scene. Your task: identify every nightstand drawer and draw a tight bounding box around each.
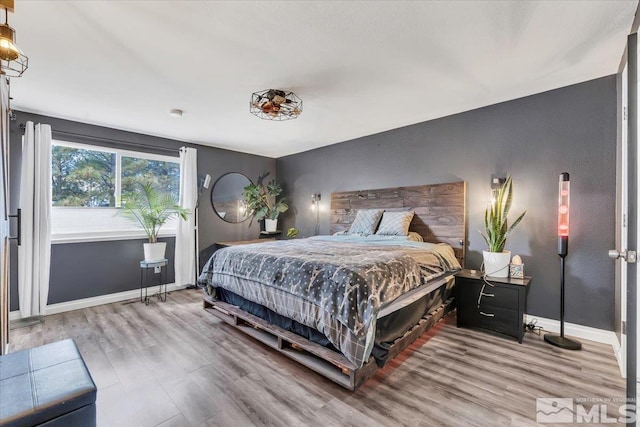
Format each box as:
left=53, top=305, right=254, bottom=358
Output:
left=457, top=281, right=518, bottom=309
left=476, top=284, right=518, bottom=309
left=455, top=270, right=530, bottom=343
left=473, top=305, right=520, bottom=334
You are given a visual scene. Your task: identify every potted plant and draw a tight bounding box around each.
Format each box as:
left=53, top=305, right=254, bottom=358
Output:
left=120, top=181, right=190, bottom=261
left=242, top=179, right=288, bottom=232
left=480, top=176, right=526, bottom=277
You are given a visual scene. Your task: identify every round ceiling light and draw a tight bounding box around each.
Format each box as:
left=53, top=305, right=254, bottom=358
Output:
left=250, top=89, right=302, bottom=121
left=169, top=109, right=183, bottom=118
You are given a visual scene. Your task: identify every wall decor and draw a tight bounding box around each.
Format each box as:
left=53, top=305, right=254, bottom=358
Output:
left=211, top=172, right=252, bottom=223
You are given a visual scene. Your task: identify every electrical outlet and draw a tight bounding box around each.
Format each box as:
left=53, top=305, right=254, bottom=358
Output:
left=490, top=176, right=506, bottom=189
left=154, top=266, right=161, bottom=274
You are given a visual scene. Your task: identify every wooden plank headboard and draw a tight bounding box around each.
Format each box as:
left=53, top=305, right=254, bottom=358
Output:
left=330, top=181, right=467, bottom=264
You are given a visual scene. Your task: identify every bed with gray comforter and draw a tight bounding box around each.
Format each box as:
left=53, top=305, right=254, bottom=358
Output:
left=198, top=235, right=461, bottom=368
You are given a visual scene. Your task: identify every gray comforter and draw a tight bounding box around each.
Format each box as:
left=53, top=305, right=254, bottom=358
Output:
left=198, top=236, right=460, bottom=367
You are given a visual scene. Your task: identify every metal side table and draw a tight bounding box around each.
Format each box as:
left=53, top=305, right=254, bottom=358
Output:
left=140, top=259, right=168, bottom=305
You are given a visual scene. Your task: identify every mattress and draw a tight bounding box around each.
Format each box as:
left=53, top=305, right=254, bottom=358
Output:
left=215, top=278, right=454, bottom=367
left=198, top=235, right=461, bottom=367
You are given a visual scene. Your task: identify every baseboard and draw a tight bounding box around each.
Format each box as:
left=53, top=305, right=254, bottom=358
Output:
left=524, top=314, right=618, bottom=346
left=525, top=314, right=624, bottom=377
left=9, top=283, right=187, bottom=320
left=613, top=336, right=626, bottom=378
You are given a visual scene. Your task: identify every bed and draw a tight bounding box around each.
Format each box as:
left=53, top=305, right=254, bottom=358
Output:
left=199, top=181, right=466, bottom=390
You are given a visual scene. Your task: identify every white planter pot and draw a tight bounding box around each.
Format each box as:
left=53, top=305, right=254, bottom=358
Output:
left=143, top=242, right=167, bottom=262
left=482, top=250, right=511, bottom=277
left=265, top=218, right=278, bottom=233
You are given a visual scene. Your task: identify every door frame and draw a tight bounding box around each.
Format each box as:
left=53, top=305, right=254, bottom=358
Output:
left=627, top=32, right=638, bottom=413
left=616, top=61, right=629, bottom=378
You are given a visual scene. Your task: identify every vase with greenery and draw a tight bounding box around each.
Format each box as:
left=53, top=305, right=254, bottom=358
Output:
left=286, top=227, right=300, bottom=239
left=120, top=181, right=190, bottom=261
left=480, top=176, right=526, bottom=277
left=242, top=179, right=288, bottom=232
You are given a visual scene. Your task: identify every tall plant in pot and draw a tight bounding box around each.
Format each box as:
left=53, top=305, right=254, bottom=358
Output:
left=480, top=176, right=526, bottom=277
left=242, top=179, right=288, bottom=232
left=120, top=182, right=190, bottom=261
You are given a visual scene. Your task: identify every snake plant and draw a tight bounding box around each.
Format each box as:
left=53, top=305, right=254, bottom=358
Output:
left=480, top=176, right=526, bottom=253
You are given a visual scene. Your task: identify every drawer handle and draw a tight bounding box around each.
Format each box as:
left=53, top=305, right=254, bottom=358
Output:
left=479, top=311, right=495, bottom=317
left=477, top=283, right=495, bottom=307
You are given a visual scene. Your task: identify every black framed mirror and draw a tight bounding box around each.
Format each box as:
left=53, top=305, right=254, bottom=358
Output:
left=211, top=173, right=252, bottom=223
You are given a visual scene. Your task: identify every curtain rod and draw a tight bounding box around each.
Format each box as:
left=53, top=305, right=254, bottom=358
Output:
left=18, top=123, right=181, bottom=155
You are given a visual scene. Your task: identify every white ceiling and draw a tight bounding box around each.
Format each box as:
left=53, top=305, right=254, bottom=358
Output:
left=9, top=1, right=638, bottom=158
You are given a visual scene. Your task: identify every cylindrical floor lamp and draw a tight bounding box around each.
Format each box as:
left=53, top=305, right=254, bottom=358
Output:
left=544, top=172, right=582, bottom=350
left=187, top=174, right=211, bottom=289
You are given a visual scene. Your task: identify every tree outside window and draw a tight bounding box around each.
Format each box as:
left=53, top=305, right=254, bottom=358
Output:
left=51, top=142, right=179, bottom=208
left=121, top=156, right=180, bottom=201
left=52, top=146, right=116, bottom=207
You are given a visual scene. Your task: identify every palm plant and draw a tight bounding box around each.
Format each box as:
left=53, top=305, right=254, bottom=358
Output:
left=119, top=181, right=190, bottom=243
left=242, top=179, right=288, bottom=221
left=480, top=176, right=526, bottom=253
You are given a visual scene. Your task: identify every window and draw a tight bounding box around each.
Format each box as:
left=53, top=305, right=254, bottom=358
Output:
left=52, top=145, right=116, bottom=207
left=121, top=156, right=180, bottom=202
left=51, top=140, right=181, bottom=242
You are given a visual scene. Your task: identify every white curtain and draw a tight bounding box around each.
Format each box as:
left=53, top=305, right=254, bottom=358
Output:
left=175, top=147, right=198, bottom=286
left=18, top=122, right=52, bottom=318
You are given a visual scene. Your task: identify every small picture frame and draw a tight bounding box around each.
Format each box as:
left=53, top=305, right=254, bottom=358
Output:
left=510, top=263, right=524, bottom=279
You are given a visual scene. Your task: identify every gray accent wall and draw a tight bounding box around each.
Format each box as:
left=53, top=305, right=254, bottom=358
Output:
left=48, top=237, right=175, bottom=304
left=277, top=75, right=618, bottom=331
left=9, top=111, right=275, bottom=311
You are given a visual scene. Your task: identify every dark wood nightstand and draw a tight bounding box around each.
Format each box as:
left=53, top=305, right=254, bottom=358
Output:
left=455, top=269, right=531, bottom=343
left=216, top=238, right=276, bottom=248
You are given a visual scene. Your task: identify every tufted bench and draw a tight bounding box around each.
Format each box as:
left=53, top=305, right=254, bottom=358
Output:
left=0, top=339, right=97, bottom=427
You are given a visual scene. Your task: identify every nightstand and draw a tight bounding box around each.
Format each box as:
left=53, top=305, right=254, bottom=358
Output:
left=216, top=238, right=277, bottom=249
left=259, top=230, right=281, bottom=239
left=455, top=269, right=531, bottom=343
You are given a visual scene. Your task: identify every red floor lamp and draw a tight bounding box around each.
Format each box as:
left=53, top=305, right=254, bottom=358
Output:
left=544, top=172, right=582, bottom=350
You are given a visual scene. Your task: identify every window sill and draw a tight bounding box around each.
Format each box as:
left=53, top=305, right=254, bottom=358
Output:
left=51, top=230, right=177, bottom=245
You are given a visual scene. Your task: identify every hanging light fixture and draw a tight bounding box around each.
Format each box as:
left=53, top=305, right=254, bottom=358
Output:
left=0, top=0, right=27, bottom=77
left=250, top=89, right=302, bottom=121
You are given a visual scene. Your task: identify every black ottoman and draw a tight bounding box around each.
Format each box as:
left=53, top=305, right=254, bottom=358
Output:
left=0, top=339, right=97, bottom=427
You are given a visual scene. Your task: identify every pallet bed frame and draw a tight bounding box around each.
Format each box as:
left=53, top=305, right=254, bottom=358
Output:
left=203, top=181, right=466, bottom=390
left=204, top=295, right=455, bottom=390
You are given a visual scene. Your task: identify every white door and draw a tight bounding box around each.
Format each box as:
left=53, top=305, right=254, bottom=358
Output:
left=611, top=33, right=639, bottom=419
left=627, top=32, right=638, bottom=415
left=617, top=61, right=629, bottom=378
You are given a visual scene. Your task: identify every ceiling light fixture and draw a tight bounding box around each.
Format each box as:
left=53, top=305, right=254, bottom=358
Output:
left=0, top=0, right=27, bottom=77
left=250, top=89, right=302, bottom=121
left=169, top=109, right=183, bottom=118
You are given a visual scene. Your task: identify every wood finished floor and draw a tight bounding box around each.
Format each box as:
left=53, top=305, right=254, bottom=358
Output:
left=9, top=289, right=625, bottom=427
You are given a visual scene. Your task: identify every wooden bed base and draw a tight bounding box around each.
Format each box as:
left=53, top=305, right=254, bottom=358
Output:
left=202, top=181, right=465, bottom=389
left=203, top=295, right=455, bottom=390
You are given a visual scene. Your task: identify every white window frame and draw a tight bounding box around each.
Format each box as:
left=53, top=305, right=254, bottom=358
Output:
left=51, top=140, right=181, bottom=244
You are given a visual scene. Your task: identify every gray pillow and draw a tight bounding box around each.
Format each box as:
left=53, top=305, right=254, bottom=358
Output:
left=375, top=211, right=415, bottom=236
left=348, top=209, right=384, bottom=235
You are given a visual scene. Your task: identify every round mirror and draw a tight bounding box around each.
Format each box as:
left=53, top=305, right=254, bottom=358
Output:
left=211, top=173, right=252, bottom=223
